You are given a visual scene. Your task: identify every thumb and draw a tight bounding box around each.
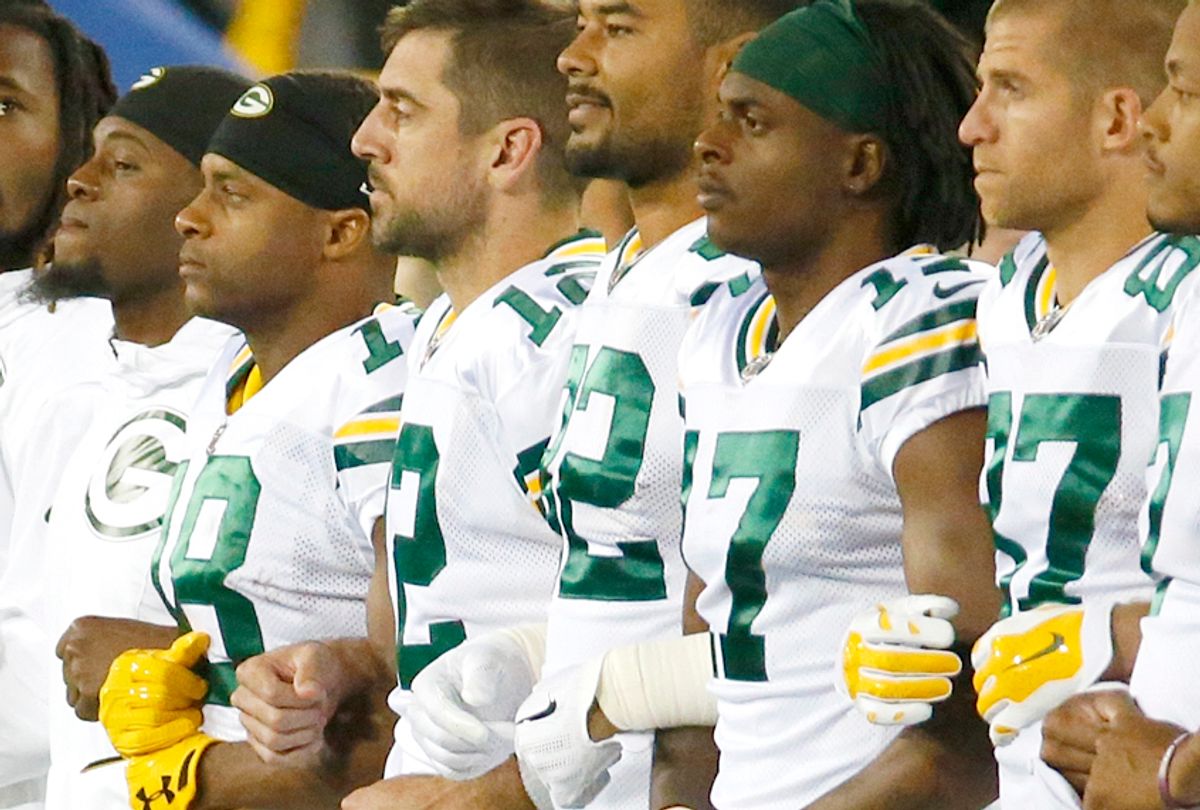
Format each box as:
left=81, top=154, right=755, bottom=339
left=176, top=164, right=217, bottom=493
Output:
left=292, top=647, right=333, bottom=704
left=161, top=631, right=210, bottom=668
left=460, top=648, right=501, bottom=710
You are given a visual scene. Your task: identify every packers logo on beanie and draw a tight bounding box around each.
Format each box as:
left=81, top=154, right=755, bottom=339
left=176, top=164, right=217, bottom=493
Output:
left=207, top=72, right=375, bottom=212
left=109, top=66, right=253, bottom=167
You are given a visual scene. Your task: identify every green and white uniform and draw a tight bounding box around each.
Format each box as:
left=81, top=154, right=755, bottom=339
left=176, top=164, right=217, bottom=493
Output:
left=1131, top=248, right=1200, bottom=732
left=42, top=317, right=235, bottom=810
left=979, top=232, right=1200, bottom=808
left=151, top=305, right=417, bottom=740
left=539, top=219, right=755, bottom=808
left=383, top=234, right=606, bottom=777
left=0, top=270, right=113, bottom=801
left=682, top=249, right=988, bottom=809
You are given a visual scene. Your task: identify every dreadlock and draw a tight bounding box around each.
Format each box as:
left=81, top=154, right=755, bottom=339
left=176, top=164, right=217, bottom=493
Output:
left=0, top=0, right=116, bottom=266
left=856, top=0, right=981, bottom=252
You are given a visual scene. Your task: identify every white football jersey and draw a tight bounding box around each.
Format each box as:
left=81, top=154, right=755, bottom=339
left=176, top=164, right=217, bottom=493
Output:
left=0, top=272, right=113, bottom=791
left=382, top=233, right=606, bottom=777
left=41, top=317, right=235, bottom=810
left=978, top=232, right=1200, bottom=808
left=538, top=220, right=757, bottom=808
left=1131, top=247, right=1200, bottom=731
left=151, top=305, right=417, bottom=740
left=682, top=249, right=989, bottom=809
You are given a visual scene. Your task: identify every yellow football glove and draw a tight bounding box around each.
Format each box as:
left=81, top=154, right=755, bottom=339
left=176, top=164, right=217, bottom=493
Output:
left=972, top=602, right=1114, bottom=746
left=839, top=595, right=962, bottom=726
left=100, top=632, right=211, bottom=758
left=124, top=732, right=217, bottom=810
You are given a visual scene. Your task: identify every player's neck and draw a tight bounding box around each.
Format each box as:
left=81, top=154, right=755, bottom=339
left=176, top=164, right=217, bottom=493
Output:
left=243, top=264, right=393, bottom=385
left=1041, top=183, right=1153, bottom=306
left=763, top=218, right=892, bottom=341
left=436, top=201, right=581, bottom=315
left=111, top=279, right=191, bottom=348
left=627, top=170, right=704, bottom=250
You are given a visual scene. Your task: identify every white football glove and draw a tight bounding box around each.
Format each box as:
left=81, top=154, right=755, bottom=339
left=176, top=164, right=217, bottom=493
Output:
left=972, top=602, right=1115, bottom=746
left=514, top=658, right=622, bottom=809
left=839, top=595, right=963, bottom=727
left=406, top=630, right=540, bottom=780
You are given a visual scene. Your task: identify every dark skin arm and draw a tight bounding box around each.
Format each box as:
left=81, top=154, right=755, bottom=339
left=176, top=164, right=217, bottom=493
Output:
left=1042, top=690, right=1195, bottom=809
left=648, top=571, right=718, bottom=810
left=805, top=409, right=1000, bottom=810
left=57, top=616, right=179, bottom=720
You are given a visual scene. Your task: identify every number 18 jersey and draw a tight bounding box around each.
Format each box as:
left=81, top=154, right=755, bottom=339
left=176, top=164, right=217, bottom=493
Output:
left=151, top=305, right=417, bottom=740
left=681, top=249, right=989, bottom=809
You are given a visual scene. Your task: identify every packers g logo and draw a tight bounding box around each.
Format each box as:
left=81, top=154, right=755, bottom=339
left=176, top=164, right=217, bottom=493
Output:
left=131, top=67, right=166, bottom=91
left=232, top=84, right=273, bottom=118
left=85, top=408, right=188, bottom=541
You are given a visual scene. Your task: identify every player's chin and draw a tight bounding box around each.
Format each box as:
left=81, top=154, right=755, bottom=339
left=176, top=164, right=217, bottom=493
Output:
left=181, top=281, right=218, bottom=319
left=1147, top=189, right=1200, bottom=237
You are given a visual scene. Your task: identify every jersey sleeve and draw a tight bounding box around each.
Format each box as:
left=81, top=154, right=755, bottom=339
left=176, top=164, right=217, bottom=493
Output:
left=333, top=306, right=419, bottom=544
left=858, top=259, right=992, bottom=480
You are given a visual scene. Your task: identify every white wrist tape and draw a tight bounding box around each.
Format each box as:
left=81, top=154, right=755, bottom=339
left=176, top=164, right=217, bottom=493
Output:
left=497, top=623, right=548, bottom=679
left=596, top=632, right=719, bottom=731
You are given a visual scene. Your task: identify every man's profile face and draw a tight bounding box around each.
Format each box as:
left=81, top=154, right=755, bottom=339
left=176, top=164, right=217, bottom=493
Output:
left=1143, top=3, right=1200, bottom=234
left=351, top=29, right=487, bottom=263
left=0, top=23, right=61, bottom=267
left=556, top=0, right=708, bottom=187
left=959, top=9, right=1103, bottom=234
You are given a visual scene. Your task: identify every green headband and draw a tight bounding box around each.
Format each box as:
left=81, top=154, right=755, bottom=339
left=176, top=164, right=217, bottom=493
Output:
left=732, top=0, right=891, bottom=133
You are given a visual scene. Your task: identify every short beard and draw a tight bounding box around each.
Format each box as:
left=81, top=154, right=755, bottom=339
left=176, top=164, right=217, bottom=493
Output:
left=566, top=133, right=695, bottom=189
left=24, top=258, right=110, bottom=304
left=372, top=193, right=486, bottom=265
left=0, top=218, right=52, bottom=272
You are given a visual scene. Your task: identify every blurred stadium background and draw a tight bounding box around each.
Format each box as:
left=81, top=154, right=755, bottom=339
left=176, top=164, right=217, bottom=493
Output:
left=47, top=0, right=993, bottom=93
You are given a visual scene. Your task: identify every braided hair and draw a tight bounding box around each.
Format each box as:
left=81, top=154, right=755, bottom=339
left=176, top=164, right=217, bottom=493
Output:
left=857, top=0, right=982, bottom=252
left=0, top=0, right=115, bottom=266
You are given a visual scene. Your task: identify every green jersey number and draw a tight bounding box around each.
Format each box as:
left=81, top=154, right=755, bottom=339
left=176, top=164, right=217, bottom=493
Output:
left=1141, top=393, right=1191, bottom=602
left=545, top=345, right=666, bottom=601
left=151, top=456, right=264, bottom=705
left=988, top=393, right=1122, bottom=612
left=390, top=422, right=465, bottom=689
left=707, top=430, right=799, bottom=682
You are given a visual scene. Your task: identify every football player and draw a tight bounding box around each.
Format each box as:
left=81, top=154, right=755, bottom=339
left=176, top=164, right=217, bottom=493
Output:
left=228, top=2, right=603, bottom=807
left=0, top=6, right=113, bottom=806
left=840, top=0, right=1196, bottom=807
left=67, top=71, right=419, bottom=810
left=512, top=1, right=1001, bottom=807
left=397, top=1, right=798, bottom=806
left=31, top=65, right=250, bottom=810
left=1037, top=3, right=1200, bottom=808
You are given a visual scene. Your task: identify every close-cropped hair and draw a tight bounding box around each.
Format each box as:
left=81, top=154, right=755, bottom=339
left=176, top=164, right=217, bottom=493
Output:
left=0, top=0, right=116, bottom=261
left=987, top=0, right=1186, bottom=104
left=380, top=0, right=579, bottom=202
left=857, top=0, right=981, bottom=252
left=684, top=0, right=810, bottom=46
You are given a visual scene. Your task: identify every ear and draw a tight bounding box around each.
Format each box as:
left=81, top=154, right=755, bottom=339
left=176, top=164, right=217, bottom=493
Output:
left=1097, top=87, right=1145, bottom=154
left=486, top=117, right=543, bottom=194
left=708, top=30, right=757, bottom=89
left=322, top=207, right=373, bottom=261
left=842, top=134, right=888, bottom=197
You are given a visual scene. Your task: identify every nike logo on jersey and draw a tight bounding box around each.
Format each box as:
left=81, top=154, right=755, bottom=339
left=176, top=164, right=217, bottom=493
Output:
left=933, top=280, right=986, bottom=299
left=518, top=700, right=558, bottom=724
left=1007, top=633, right=1066, bottom=670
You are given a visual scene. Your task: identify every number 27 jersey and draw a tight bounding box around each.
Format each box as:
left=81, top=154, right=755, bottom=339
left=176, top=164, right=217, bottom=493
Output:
left=151, top=305, right=418, bottom=740
left=979, top=232, right=1200, bottom=614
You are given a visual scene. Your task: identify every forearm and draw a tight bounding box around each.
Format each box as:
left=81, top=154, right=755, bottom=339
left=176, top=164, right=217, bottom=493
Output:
left=1100, top=601, right=1149, bottom=683
left=320, top=637, right=394, bottom=705
left=651, top=727, right=718, bottom=810
left=806, top=676, right=996, bottom=810
left=196, top=725, right=392, bottom=810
